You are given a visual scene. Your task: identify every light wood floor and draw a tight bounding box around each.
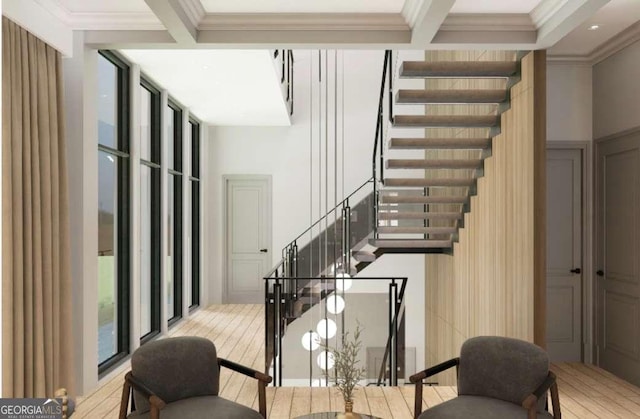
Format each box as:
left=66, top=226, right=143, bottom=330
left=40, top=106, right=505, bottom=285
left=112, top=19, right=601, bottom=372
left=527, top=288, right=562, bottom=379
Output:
left=75, top=304, right=640, bottom=418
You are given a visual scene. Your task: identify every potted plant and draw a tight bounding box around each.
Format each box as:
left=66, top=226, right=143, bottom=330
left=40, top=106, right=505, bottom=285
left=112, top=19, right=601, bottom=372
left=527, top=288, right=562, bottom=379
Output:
left=325, top=323, right=366, bottom=419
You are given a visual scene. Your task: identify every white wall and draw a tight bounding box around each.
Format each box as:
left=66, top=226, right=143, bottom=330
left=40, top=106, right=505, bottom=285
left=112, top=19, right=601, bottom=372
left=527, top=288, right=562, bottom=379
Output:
left=547, top=62, right=593, bottom=143
left=207, top=50, right=384, bottom=303
left=593, top=39, right=640, bottom=139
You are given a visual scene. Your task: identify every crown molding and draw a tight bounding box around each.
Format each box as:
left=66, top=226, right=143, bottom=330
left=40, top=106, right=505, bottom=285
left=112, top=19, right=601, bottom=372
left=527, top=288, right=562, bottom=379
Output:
left=69, top=12, right=164, bottom=30
left=199, top=13, right=409, bottom=31
left=548, top=20, right=640, bottom=65
left=440, top=13, right=535, bottom=31
left=401, top=0, right=424, bottom=27
left=590, top=20, right=640, bottom=64
left=178, top=0, right=206, bottom=27
left=530, top=0, right=570, bottom=28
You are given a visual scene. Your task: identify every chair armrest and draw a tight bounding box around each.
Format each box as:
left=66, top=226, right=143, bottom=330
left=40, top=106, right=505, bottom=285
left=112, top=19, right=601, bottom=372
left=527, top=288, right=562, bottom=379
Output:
left=409, top=358, right=460, bottom=383
left=522, top=372, right=561, bottom=419
left=125, top=372, right=167, bottom=411
left=218, top=358, right=272, bottom=384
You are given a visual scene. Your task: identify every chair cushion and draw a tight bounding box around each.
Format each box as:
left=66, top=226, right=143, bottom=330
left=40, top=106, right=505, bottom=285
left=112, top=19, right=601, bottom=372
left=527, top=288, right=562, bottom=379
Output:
left=418, top=396, right=553, bottom=419
left=131, top=337, right=220, bottom=414
left=457, top=336, right=549, bottom=412
left=128, top=395, right=262, bottom=419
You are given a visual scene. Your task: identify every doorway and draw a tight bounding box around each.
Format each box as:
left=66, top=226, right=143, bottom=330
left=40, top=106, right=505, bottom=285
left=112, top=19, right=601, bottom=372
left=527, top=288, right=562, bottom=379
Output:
left=596, top=129, right=640, bottom=386
left=224, top=176, right=272, bottom=303
left=546, top=146, right=587, bottom=362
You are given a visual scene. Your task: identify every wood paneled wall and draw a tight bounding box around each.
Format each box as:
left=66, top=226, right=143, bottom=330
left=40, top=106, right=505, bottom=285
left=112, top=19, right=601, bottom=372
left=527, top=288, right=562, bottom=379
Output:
left=423, top=51, right=546, bottom=384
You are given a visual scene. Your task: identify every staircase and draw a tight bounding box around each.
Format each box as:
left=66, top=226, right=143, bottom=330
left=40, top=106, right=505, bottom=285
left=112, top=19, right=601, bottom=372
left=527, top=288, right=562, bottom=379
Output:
left=366, top=51, right=521, bottom=259
left=265, top=50, right=523, bottom=382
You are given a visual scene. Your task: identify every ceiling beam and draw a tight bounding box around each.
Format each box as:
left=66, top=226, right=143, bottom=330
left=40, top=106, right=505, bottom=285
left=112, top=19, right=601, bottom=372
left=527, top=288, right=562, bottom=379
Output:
left=405, top=0, right=456, bottom=46
left=144, top=0, right=198, bottom=44
left=536, top=0, right=610, bottom=48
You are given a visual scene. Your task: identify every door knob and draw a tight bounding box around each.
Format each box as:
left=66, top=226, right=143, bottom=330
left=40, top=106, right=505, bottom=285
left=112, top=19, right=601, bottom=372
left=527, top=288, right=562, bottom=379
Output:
left=570, top=268, right=581, bottom=274
left=260, top=248, right=268, bottom=253
left=596, top=270, right=604, bottom=277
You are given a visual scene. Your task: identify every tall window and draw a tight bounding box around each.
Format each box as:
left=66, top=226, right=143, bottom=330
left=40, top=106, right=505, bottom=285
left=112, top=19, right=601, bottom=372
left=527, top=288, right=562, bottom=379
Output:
left=189, top=120, right=201, bottom=309
left=97, top=51, right=130, bottom=373
left=167, top=102, right=183, bottom=325
left=139, top=79, right=162, bottom=342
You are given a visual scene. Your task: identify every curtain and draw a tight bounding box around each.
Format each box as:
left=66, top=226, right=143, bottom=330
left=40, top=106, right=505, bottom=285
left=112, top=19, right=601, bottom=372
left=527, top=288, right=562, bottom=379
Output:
left=2, top=17, right=74, bottom=398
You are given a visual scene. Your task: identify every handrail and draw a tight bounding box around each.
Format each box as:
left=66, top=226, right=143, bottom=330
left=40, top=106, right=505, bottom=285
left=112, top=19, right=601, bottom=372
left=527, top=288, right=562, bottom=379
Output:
left=284, top=177, right=374, bottom=249
left=264, top=258, right=284, bottom=279
left=372, top=50, right=392, bottom=184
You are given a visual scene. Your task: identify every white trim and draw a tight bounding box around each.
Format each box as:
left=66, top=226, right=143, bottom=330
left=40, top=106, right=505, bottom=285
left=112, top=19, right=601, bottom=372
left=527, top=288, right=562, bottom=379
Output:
left=67, top=12, right=164, bottom=30
left=410, top=0, right=456, bottom=46
left=536, top=0, right=610, bottom=48
left=198, top=13, right=409, bottom=31
left=144, top=0, right=197, bottom=44
left=531, top=0, right=571, bottom=28
left=401, top=0, right=424, bottom=27
left=178, top=0, right=206, bottom=28
left=440, top=13, right=536, bottom=31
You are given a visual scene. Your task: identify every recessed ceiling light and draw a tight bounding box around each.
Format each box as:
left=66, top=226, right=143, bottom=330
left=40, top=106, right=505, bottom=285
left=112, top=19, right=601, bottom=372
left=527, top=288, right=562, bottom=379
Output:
left=202, top=65, right=210, bottom=70
left=588, top=24, right=600, bottom=31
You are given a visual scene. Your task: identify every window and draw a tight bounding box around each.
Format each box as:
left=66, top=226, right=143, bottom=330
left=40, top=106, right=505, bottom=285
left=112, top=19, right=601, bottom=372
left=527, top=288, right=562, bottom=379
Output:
left=97, top=51, right=130, bottom=373
left=167, top=102, right=183, bottom=325
left=189, top=120, right=201, bottom=309
left=139, top=79, right=161, bottom=343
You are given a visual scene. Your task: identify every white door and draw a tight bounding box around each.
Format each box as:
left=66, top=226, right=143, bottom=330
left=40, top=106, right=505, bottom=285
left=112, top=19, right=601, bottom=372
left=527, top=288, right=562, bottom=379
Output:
left=596, top=133, right=640, bottom=386
left=546, top=149, right=583, bottom=361
left=225, top=176, right=271, bottom=303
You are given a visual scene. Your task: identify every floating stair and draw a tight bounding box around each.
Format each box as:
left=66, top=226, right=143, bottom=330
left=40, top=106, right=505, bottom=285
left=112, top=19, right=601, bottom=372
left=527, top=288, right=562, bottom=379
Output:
left=393, top=115, right=500, bottom=128
left=396, top=89, right=507, bottom=104
left=386, top=159, right=483, bottom=170
left=400, top=61, right=518, bottom=78
left=384, top=178, right=475, bottom=188
left=388, top=137, right=491, bottom=150
left=380, top=194, right=468, bottom=205
left=377, top=226, right=457, bottom=235
left=378, top=211, right=463, bottom=220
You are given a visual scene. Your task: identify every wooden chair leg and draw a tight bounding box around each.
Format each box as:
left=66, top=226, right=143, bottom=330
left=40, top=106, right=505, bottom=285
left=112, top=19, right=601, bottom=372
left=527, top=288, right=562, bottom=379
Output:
left=150, top=405, right=160, bottom=419
left=258, top=381, right=267, bottom=418
left=550, top=382, right=562, bottom=418
left=414, top=380, right=423, bottom=419
left=119, top=380, right=131, bottom=419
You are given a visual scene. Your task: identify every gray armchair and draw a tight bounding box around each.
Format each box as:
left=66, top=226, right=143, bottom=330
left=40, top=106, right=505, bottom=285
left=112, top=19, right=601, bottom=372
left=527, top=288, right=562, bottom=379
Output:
left=409, top=336, right=561, bottom=419
left=118, top=336, right=272, bottom=419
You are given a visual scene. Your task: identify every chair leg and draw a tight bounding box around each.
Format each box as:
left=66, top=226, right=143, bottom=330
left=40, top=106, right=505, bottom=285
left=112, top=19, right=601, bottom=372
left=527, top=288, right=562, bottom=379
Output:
left=119, top=381, right=131, bottom=419
left=550, top=382, right=562, bottom=419
left=414, top=380, right=423, bottom=419
left=150, top=406, right=160, bottom=419
left=258, top=381, right=267, bottom=418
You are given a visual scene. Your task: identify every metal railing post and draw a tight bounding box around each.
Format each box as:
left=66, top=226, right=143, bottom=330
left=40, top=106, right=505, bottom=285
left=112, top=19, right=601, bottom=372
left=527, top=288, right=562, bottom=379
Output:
left=274, top=280, right=282, bottom=386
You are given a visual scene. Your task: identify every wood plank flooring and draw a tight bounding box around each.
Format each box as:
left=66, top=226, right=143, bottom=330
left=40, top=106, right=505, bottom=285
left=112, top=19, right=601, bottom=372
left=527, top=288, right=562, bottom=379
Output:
left=75, top=304, right=640, bottom=418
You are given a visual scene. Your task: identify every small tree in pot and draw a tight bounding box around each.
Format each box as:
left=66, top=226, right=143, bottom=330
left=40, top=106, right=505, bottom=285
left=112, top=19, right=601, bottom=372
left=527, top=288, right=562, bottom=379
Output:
left=326, top=323, right=366, bottom=418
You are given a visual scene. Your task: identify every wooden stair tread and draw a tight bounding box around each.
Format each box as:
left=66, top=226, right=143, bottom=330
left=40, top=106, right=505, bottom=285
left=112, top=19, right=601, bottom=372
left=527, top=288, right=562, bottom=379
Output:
left=394, top=114, right=499, bottom=128
left=378, top=211, right=462, bottom=220
left=380, top=194, right=468, bottom=204
left=378, top=226, right=457, bottom=234
left=385, top=178, right=475, bottom=187
left=389, top=137, right=491, bottom=149
left=370, top=239, right=452, bottom=248
left=386, top=159, right=483, bottom=169
left=396, top=89, right=507, bottom=104
left=352, top=250, right=376, bottom=262
left=400, top=61, right=518, bottom=78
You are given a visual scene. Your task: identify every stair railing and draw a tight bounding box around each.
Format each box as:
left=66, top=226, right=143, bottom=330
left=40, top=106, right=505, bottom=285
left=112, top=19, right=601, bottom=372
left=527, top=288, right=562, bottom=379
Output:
left=274, top=49, right=295, bottom=115
left=372, top=50, right=393, bottom=240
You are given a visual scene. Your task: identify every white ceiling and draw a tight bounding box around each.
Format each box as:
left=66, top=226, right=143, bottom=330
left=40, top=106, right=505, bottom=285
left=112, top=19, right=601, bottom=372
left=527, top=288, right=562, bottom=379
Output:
left=200, top=0, right=405, bottom=14
left=450, top=0, right=543, bottom=14
left=120, top=49, right=291, bottom=126
left=549, top=0, right=640, bottom=57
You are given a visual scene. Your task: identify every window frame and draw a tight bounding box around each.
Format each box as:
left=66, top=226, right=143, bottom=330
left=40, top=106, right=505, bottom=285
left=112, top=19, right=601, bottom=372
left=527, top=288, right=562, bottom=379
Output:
left=139, top=77, right=162, bottom=345
left=97, top=50, right=131, bottom=376
left=189, top=119, right=201, bottom=311
left=167, top=100, right=184, bottom=326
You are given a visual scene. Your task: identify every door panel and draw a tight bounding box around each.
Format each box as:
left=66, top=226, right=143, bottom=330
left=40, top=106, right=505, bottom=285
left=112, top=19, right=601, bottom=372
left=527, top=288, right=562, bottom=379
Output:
left=225, top=177, right=271, bottom=303
left=546, top=149, right=582, bottom=361
left=597, top=132, right=640, bottom=386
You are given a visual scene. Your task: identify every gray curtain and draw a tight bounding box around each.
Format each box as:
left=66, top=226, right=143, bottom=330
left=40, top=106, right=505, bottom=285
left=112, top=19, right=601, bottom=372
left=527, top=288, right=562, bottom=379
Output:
left=2, top=17, right=74, bottom=397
